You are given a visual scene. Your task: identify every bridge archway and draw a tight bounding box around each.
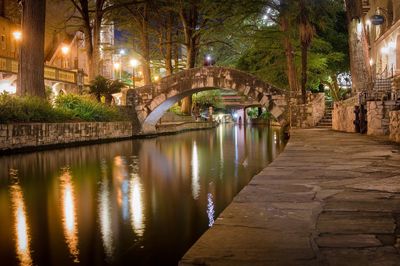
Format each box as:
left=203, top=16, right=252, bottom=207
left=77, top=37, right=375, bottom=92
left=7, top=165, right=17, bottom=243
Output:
left=126, top=67, right=288, bottom=133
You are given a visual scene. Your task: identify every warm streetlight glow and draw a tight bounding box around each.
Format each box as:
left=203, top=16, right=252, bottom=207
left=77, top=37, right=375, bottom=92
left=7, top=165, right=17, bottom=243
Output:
left=13, top=31, right=22, bottom=41
left=130, top=59, right=139, bottom=68
left=61, top=45, right=70, bottom=55
left=381, top=46, right=389, bottom=54
left=206, top=55, right=212, bottom=61
left=369, top=59, right=374, bottom=66
left=113, top=62, right=121, bottom=69
left=154, top=75, right=160, bottom=81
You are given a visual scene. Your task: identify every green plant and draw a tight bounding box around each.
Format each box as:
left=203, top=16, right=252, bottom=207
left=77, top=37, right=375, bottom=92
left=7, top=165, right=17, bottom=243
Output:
left=0, top=92, right=72, bottom=123
left=89, top=76, right=125, bottom=104
left=55, top=94, right=127, bottom=121
left=192, top=90, right=224, bottom=109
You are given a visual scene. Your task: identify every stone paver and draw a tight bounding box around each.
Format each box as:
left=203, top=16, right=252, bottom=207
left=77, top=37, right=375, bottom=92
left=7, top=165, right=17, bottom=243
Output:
left=180, top=129, right=400, bottom=266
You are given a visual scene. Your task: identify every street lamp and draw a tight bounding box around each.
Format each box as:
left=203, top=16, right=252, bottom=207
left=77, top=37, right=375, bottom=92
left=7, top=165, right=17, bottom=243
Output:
left=130, top=59, right=140, bottom=88
left=61, top=44, right=70, bottom=68
left=113, top=62, right=121, bottom=80
left=12, top=31, right=22, bottom=59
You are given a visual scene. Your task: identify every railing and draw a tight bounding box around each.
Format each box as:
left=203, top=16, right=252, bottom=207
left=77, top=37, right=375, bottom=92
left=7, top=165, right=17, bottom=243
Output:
left=0, top=56, right=89, bottom=85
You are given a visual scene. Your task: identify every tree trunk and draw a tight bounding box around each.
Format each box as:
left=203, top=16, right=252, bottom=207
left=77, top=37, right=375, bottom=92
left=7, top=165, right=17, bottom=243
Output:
left=165, top=13, right=173, bottom=75
left=180, top=5, right=199, bottom=115
left=300, top=44, right=308, bottom=103
left=140, top=4, right=151, bottom=85
left=0, top=0, right=4, bottom=17
left=92, top=14, right=102, bottom=79
left=345, top=0, right=371, bottom=94
left=174, top=31, right=180, bottom=72
left=281, top=16, right=299, bottom=95
left=17, top=0, right=46, bottom=98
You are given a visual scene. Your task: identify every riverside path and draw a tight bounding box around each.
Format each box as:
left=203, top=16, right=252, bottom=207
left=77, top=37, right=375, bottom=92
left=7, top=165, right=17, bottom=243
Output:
left=180, top=128, right=400, bottom=266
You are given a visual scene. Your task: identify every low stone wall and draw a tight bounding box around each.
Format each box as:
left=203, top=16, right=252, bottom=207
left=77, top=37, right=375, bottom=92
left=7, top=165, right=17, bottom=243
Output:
left=332, top=98, right=356, bottom=133
left=156, top=121, right=216, bottom=134
left=389, top=111, right=400, bottom=143
left=367, top=101, right=399, bottom=136
left=0, top=122, right=133, bottom=152
left=158, top=111, right=194, bottom=123
left=291, top=93, right=325, bottom=128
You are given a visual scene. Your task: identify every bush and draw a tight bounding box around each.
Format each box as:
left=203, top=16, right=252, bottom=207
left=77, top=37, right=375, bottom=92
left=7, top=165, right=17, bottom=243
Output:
left=0, top=93, right=72, bottom=123
left=0, top=93, right=128, bottom=123
left=54, top=94, right=127, bottom=122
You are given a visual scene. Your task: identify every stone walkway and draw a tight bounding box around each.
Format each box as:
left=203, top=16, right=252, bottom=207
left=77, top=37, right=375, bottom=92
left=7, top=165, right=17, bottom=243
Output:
left=180, top=129, right=400, bottom=266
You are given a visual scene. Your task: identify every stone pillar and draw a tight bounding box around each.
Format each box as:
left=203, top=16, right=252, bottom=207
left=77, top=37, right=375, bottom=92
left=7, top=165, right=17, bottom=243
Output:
left=208, top=106, right=213, bottom=121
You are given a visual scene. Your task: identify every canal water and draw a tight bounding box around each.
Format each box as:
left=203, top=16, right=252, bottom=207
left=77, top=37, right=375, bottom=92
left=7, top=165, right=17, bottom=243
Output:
left=0, top=124, right=286, bottom=266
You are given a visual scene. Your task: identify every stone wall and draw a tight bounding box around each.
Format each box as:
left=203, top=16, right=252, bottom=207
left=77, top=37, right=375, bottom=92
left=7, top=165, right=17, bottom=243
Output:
left=0, top=122, right=133, bottom=152
left=367, top=101, right=399, bottom=136
left=158, top=111, right=194, bottom=123
left=156, top=121, right=216, bottom=134
left=389, top=111, right=400, bottom=143
left=332, top=97, right=356, bottom=133
left=291, top=93, right=325, bottom=128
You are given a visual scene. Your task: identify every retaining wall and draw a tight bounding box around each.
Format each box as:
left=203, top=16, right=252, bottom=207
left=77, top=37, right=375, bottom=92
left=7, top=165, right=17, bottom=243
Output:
left=332, top=98, right=357, bottom=133
left=0, top=122, right=133, bottom=152
left=389, top=110, right=400, bottom=143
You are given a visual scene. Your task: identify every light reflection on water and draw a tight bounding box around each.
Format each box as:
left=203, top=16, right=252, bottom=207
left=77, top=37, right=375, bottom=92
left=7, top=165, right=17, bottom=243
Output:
left=130, top=174, right=144, bottom=237
left=60, top=169, right=80, bottom=263
left=99, top=161, right=114, bottom=260
left=0, top=124, right=285, bottom=266
left=10, top=181, right=32, bottom=266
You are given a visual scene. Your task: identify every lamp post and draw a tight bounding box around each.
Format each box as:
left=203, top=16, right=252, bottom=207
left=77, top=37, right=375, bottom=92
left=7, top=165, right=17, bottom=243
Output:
left=12, top=30, right=22, bottom=59
left=113, top=62, right=121, bottom=80
left=61, top=44, right=70, bottom=69
left=130, top=59, right=139, bottom=88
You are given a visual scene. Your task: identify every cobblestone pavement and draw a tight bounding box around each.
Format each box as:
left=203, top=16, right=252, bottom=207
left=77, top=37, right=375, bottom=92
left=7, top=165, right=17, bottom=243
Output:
left=180, top=129, right=400, bottom=266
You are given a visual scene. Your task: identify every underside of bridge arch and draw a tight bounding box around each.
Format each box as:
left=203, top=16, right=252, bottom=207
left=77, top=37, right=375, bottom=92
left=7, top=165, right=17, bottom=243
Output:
left=126, top=67, right=288, bottom=134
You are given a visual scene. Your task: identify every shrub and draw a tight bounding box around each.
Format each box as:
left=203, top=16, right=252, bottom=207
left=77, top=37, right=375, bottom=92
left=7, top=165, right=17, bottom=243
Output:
left=0, top=93, right=128, bottom=123
left=0, top=93, right=72, bottom=123
left=54, top=94, right=127, bottom=122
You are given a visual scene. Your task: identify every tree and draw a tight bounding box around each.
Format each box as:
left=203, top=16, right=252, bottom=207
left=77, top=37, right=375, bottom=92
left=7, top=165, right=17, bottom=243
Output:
left=344, top=0, right=371, bottom=94
left=17, top=0, right=46, bottom=98
left=298, top=0, right=315, bottom=103
left=89, top=75, right=108, bottom=102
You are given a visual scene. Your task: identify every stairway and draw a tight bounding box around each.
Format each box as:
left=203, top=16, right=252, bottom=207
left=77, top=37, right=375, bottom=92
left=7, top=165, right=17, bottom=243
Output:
left=316, top=104, right=333, bottom=128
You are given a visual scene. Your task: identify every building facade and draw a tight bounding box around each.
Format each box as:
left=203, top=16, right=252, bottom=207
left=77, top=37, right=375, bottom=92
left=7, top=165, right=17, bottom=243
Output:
left=362, top=0, right=400, bottom=98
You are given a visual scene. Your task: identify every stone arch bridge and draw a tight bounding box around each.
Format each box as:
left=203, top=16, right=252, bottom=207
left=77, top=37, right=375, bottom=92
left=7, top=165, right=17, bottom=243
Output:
left=125, top=67, right=288, bottom=134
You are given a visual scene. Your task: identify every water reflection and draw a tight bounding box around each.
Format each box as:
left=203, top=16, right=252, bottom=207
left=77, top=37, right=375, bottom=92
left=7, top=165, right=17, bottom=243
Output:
left=130, top=174, right=145, bottom=237
left=98, top=161, right=114, bottom=260
left=206, top=193, right=215, bottom=227
left=60, top=168, right=80, bottom=263
left=10, top=181, right=32, bottom=266
left=191, top=141, right=200, bottom=200
left=0, top=125, right=286, bottom=266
